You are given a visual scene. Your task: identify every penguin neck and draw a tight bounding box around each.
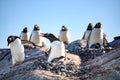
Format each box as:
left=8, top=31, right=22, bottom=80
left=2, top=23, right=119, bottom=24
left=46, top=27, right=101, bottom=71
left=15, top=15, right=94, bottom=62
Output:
left=46, top=36, right=60, bottom=43
left=87, top=27, right=92, bottom=30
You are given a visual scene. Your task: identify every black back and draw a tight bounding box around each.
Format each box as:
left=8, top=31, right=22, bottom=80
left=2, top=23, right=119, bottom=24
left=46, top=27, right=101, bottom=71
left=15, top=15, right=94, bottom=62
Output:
left=94, top=22, right=102, bottom=28
left=87, top=23, right=93, bottom=30
left=42, top=33, right=60, bottom=43
left=7, top=35, right=20, bottom=46
left=34, top=24, right=40, bottom=31
left=22, top=27, right=28, bottom=33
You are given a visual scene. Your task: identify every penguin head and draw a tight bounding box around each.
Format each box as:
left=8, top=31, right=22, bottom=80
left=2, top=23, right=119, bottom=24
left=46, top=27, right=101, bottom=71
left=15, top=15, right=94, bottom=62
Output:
left=87, top=23, right=94, bottom=30
left=7, top=36, right=20, bottom=46
left=95, top=22, right=102, bottom=28
left=22, top=27, right=28, bottom=33
left=61, top=25, right=68, bottom=31
left=40, top=33, right=59, bottom=43
left=33, top=24, right=40, bottom=31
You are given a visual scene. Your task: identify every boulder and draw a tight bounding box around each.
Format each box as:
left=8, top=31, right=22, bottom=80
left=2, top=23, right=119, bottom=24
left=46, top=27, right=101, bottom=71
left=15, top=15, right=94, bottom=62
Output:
left=109, top=36, right=120, bottom=49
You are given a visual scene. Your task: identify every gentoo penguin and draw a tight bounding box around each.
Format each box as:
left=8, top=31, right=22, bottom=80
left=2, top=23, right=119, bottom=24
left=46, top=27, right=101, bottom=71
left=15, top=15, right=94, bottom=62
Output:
left=82, top=23, right=94, bottom=41
left=7, top=35, right=25, bottom=66
left=40, top=33, right=66, bottom=62
left=58, top=25, right=71, bottom=44
left=30, top=24, right=46, bottom=47
left=82, top=23, right=94, bottom=47
left=103, top=33, right=109, bottom=47
left=20, top=27, right=30, bottom=41
left=89, top=22, right=104, bottom=48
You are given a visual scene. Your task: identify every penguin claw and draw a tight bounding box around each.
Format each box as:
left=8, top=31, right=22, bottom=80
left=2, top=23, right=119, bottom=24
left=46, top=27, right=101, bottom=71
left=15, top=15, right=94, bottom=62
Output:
left=12, top=64, right=16, bottom=67
left=19, top=61, right=23, bottom=64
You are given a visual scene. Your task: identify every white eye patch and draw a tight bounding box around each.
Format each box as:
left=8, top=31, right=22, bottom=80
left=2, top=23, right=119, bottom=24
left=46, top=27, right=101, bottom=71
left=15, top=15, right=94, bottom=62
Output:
left=9, top=38, right=12, bottom=41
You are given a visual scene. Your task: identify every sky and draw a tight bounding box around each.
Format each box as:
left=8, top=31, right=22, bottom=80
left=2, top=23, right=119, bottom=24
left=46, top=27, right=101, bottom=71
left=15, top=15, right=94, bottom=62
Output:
left=0, top=0, right=120, bottom=48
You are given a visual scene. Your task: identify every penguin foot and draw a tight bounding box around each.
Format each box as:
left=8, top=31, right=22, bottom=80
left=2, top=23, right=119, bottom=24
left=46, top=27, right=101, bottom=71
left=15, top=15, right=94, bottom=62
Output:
left=19, top=61, right=24, bottom=64
left=12, top=64, right=16, bottom=67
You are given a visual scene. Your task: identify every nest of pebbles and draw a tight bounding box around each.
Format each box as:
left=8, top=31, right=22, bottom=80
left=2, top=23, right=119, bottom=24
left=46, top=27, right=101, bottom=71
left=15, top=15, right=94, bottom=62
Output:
left=21, top=59, right=92, bottom=79
left=67, top=40, right=112, bottom=63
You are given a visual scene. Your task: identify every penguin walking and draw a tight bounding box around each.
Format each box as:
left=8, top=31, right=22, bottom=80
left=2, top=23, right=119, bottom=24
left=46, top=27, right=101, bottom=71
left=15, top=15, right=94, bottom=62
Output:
left=40, top=33, right=66, bottom=62
left=20, top=27, right=30, bottom=41
left=58, top=25, right=71, bottom=44
left=7, top=36, right=25, bottom=67
left=89, top=22, right=104, bottom=48
left=30, top=24, right=46, bottom=47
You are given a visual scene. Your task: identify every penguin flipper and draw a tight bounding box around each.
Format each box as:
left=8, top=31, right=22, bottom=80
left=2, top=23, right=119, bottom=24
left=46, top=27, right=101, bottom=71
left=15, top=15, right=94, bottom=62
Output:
left=82, top=32, right=86, bottom=40
left=21, top=40, right=36, bottom=47
left=29, top=34, right=32, bottom=41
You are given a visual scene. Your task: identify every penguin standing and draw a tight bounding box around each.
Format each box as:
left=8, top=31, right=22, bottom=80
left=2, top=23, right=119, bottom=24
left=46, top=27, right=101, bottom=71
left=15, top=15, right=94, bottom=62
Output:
left=58, top=25, right=71, bottom=44
left=20, top=27, right=30, bottom=41
left=40, top=33, right=66, bottom=62
left=103, top=33, right=109, bottom=47
left=30, top=24, right=46, bottom=47
left=82, top=23, right=94, bottom=41
left=89, top=22, right=104, bottom=48
left=7, top=36, right=25, bottom=66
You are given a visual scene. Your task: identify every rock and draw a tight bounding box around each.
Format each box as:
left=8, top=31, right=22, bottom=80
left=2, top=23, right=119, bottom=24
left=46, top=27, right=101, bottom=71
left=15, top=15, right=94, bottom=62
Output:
left=0, top=47, right=81, bottom=80
left=109, top=36, right=120, bottom=48
left=83, top=48, right=120, bottom=80
left=64, top=53, right=81, bottom=66
left=114, top=36, right=120, bottom=40
left=90, top=43, right=102, bottom=49
left=0, top=38, right=120, bottom=80
left=67, top=40, right=87, bottom=52
left=0, top=49, right=11, bottom=61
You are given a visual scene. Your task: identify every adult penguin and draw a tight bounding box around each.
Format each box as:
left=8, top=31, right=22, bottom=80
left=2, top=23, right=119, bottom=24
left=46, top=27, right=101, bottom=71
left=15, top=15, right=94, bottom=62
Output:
left=20, top=27, right=30, bottom=41
left=40, top=33, right=66, bottom=62
left=7, top=35, right=25, bottom=66
left=103, top=33, right=109, bottom=47
left=82, top=23, right=94, bottom=41
left=82, top=23, right=94, bottom=47
left=30, top=24, right=46, bottom=47
left=89, top=22, right=104, bottom=48
left=58, top=25, right=71, bottom=44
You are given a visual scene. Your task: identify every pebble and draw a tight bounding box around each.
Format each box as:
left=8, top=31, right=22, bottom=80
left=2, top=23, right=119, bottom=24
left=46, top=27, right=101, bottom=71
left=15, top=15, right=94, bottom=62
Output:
left=20, top=43, right=113, bottom=78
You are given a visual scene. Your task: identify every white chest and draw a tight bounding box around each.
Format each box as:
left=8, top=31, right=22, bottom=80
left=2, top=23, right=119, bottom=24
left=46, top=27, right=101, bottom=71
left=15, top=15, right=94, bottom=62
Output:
left=89, top=28, right=103, bottom=47
left=9, top=39, right=24, bottom=56
left=48, top=41, right=65, bottom=62
left=20, top=32, right=30, bottom=40
left=59, top=31, right=71, bottom=43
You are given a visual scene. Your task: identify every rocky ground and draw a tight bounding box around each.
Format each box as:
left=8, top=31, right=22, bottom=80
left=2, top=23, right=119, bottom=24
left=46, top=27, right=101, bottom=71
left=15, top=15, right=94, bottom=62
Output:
left=0, top=36, right=120, bottom=80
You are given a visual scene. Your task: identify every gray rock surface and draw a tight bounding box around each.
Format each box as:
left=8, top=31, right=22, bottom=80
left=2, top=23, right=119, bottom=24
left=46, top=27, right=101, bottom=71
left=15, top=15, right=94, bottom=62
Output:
left=109, top=36, right=120, bottom=49
left=0, top=47, right=81, bottom=80
left=84, top=48, right=120, bottom=80
left=0, top=37, right=120, bottom=80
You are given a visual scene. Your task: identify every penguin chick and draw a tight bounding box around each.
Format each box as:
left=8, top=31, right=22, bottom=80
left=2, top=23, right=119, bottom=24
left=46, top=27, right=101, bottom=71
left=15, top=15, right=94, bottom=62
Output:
left=20, top=27, right=30, bottom=41
left=40, top=33, right=66, bottom=62
left=30, top=24, right=46, bottom=47
left=89, top=22, right=104, bottom=48
left=7, top=35, right=25, bottom=67
left=59, top=25, right=71, bottom=44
